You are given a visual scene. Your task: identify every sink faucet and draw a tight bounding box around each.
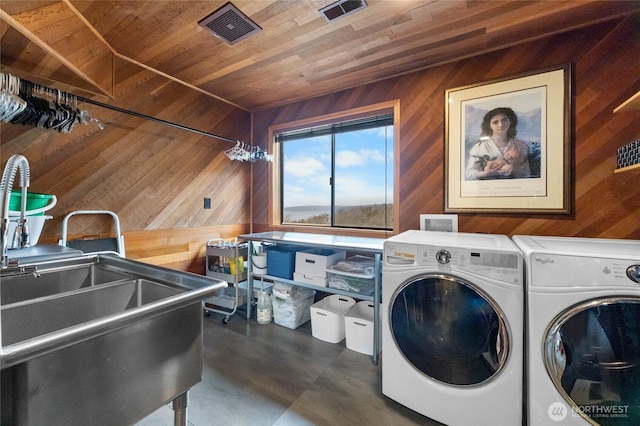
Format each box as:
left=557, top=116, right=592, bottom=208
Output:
left=1, top=154, right=31, bottom=268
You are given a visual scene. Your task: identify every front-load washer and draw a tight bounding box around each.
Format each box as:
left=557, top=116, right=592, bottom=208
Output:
left=513, top=235, right=640, bottom=426
left=382, top=230, right=524, bottom=426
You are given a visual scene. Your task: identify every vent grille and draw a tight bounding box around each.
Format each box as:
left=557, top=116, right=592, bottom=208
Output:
left=320, top=0, right=367, bottom=23
left=199, top=3, right=261, bottom=45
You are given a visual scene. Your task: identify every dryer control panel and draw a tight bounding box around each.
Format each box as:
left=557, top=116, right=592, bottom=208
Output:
left=384, top=241, right=522, bottom=285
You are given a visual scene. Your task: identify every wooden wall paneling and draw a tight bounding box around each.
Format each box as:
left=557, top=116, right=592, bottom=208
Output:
left=38, top=223, right=250, bottom=274
left=252, top=16, right=640, bottom=240
left=1, top=55, right=252, bottom=272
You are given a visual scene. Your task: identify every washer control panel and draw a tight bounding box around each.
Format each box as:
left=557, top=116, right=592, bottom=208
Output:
left=529, top=255, right=640, bottom=288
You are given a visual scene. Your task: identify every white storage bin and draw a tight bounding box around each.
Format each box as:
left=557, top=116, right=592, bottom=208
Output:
left=344, top=301, right=380, bottom=356
left=295, top=249, right=346, bottom=279
left=326, top=255, right=376, bottom=295
left=310, top=294, right=355, bottom=343
left=293, top=271, right=326, bottom=287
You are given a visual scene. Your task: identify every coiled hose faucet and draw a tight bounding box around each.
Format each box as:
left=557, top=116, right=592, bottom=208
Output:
left=1, top=154, right=31, bottom=268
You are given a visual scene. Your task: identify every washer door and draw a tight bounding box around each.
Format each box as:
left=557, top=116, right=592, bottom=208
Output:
left=545, top=297, right=640, bottom=425
left=389, top=273, right=510, bottom=386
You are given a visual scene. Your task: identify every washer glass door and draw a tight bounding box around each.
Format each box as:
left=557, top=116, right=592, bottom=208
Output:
left=545, top=298, right=640, bottom=426
left=390, top=274, right=509, bottom=386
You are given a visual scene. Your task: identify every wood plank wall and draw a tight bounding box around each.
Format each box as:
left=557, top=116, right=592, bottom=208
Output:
left=251, top=16, right=640, bottom=240
left=2, top=15, right=639, bottom=276
left=1, top=57, right=252, bottom=272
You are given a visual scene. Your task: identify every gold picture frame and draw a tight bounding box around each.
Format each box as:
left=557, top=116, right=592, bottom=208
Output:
left=444, top=63, right=572, bottom=214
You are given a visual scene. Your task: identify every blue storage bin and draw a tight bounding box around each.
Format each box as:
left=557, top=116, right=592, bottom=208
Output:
left=266, top=246, right=297, bottom=279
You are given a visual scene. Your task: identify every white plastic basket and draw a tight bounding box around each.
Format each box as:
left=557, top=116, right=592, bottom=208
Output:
left=310, top=295, right=355, bottom=343
left=344, top=301, right=380, bottom=355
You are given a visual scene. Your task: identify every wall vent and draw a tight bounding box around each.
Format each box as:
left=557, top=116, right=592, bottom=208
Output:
left=319, top=0, right=367, bottom=23
left=198, top=2, right=261, bottom=45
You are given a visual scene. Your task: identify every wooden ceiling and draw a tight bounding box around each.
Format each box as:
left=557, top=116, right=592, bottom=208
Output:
left=1, top=0, right=639, bottom=112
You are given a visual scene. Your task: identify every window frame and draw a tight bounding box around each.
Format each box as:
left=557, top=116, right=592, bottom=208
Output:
left=268, top=100, right=400, bottom=236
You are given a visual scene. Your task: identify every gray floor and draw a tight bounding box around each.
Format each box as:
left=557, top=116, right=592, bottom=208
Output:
left=136, top=305, right=443, bottom=426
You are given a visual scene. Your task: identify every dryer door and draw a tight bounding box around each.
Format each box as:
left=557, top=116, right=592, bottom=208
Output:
left=389, top=273, right=510, bottom=386
left=544, top=297, right=640, bottom=426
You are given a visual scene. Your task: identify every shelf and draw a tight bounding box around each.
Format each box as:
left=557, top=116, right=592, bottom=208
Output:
left=240, top=231, right=384, bottom=365
left=613, top=90, right=640, bottom=113
left=257, top=274, right=375, bottom=302
left=614, top=163, right=640, bottom=173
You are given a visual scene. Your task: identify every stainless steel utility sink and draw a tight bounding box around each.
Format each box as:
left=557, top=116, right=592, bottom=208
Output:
left=1, top=258, right=133, bottom=305
left=0, top=253, right=227, bottom=426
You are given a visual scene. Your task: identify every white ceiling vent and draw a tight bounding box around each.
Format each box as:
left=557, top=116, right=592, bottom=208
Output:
left=320, top=0, right=367, bottom=23
left=198, top=3, right=261, bottom=45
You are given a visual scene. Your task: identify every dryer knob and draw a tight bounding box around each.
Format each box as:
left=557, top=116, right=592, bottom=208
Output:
left=436, top=249, right=451, bottom=265
left=627, top=265, right=640, bottom=284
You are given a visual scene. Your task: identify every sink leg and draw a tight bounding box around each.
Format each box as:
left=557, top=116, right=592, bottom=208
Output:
left=172, top=391, right=189, bottom=426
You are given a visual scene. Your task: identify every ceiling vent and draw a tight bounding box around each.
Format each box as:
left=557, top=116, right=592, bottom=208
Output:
left=319, top=0, right=367, bottom=23
left=198, top=2, right=261, bottom=45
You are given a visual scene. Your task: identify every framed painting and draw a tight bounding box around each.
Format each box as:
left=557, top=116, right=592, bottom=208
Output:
left=444, top=63, right=572, bottom=214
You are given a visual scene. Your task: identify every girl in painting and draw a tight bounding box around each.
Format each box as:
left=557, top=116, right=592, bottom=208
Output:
left=465, top=107, right=531, bottom=180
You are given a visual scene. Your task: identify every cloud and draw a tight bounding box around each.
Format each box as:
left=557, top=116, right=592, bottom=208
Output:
left=284, top=157, right=326, bottom=177
left=335, top=150, right=364, bottom=167
left=335, top=149, right=386, bottom=168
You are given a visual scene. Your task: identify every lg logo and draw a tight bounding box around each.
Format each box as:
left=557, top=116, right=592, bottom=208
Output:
left=548, top=402, right=568, bottom=421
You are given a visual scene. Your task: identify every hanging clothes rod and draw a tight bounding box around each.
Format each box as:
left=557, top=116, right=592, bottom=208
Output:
left=77, top=96, right=238, bottom=144
left=79, top=96, right=272, bottom=161
left=1, top=71, right=271, bottom=161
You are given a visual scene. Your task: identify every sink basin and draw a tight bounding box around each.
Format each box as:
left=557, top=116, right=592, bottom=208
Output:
left=2, top=279, right=181, bottom=345
left=0, top=253, right=227, bottom=426
left=1, top=258, right=133, bottom=305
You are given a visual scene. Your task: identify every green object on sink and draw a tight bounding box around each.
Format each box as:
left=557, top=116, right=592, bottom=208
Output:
left=9, top=190, right=56, bottom=216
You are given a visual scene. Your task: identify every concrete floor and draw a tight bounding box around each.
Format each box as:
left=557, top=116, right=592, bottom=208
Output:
left=136, top=305, right=442, bottom=426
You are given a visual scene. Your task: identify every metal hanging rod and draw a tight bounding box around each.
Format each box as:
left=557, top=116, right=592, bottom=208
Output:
left=75, top=96, right=272, bottom=161
left=76, top=95, right=239, bottom=144
left=1, top=72, right=271, bottom=161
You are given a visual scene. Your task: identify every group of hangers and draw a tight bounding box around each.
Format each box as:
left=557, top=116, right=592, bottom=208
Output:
left=225, top=140, right=273, bottom=162
left=0, top=72, right=102, bottom=133
left=2, top=72, right=270, bottom=161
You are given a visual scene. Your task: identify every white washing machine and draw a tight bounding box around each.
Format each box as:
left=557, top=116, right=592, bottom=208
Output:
left=382, top=230, right=524, bottom=426
left=513, top=235, right=640, bottom=426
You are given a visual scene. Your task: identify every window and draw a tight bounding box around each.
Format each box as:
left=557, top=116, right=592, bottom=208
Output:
left=273, top=110, right=395, bottom=230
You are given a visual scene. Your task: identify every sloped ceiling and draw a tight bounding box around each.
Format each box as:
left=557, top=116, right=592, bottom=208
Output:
left=1, top=0, right=639, bottom=111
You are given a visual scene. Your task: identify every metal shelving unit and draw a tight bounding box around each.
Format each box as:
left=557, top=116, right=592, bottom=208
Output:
left=204, top=239, right=248, bottom=323
left=239, top=231, right=384, bottom=364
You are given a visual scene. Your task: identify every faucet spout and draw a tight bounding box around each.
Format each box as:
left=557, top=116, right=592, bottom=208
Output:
left=1, top=154, right=31, bottom=268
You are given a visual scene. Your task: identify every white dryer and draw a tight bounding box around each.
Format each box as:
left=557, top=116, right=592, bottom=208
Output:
left=382, top=230, right=524, bottom=426
left=513, top=235, right=640, bottom=426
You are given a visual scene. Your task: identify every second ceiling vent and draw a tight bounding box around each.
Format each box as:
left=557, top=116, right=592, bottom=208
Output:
left=199, top=2, right=261, bottom=45
left=320, top=0, right=368, bottom=23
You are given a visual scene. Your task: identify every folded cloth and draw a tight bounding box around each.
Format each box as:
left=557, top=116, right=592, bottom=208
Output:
left=328, top=276, right=374, bottom=295
left=330, top=255, right=375, bottom=275
left=273, top=282, right=315, bottom=301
